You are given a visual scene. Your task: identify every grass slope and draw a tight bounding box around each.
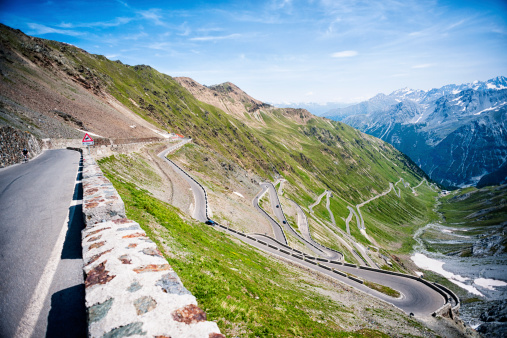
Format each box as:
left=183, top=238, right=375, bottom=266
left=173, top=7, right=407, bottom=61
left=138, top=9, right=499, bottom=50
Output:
left=98, top=154, right=435, bottom=337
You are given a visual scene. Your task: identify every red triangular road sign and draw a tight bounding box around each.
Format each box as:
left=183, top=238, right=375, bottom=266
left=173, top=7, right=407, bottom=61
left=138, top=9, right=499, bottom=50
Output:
left=82, top=133, right=94, bottom=145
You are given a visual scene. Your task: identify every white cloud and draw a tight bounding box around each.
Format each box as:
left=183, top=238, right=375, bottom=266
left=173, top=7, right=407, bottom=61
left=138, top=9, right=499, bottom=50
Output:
left=412, top=63, right=434, bottom=69
left=138, top=9, right=165, bottom=26
left=190, top=34, right=241, bottom=42
left=331, top=50, right=358, bottom=58
left=57, top=17, right=132, bottom=29
left=27, top=23, right=83, bottom=36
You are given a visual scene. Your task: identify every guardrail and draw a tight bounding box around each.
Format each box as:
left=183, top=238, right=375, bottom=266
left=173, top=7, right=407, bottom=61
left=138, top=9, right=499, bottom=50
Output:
left=163, top=157, right=210, bottom=220
left=269, top=189, right=345, bottom=259
left=356, top=264, right=454, bottom=313
left=254, top=189, right=288, bottom=245
left=159, top=142, right=458, bottom=319
left=287, top=198, right=345, bottom=261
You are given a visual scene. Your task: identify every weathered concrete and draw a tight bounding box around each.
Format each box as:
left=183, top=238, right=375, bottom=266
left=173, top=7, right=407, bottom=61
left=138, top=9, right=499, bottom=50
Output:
left=81, top=154, right=223, bottom=338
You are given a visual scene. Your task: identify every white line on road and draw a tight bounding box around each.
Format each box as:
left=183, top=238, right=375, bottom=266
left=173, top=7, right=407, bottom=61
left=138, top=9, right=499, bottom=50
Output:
left=14, top=179, right=82, bottom=338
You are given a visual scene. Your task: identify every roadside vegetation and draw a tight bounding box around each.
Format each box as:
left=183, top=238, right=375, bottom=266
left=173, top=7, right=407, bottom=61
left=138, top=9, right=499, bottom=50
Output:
left=97, top=155, right=432, bottom=337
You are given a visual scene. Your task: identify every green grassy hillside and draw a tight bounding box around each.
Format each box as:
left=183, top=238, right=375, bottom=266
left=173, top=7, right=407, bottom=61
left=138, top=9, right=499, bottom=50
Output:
left=97, top=153, right=434, bottom=338
left=1, top=23, right=440, bottom=262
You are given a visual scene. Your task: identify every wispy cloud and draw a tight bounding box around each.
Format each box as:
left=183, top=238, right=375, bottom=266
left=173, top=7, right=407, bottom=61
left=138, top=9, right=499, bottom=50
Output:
left=331, top=50, right=358, bottom=58
left=58, top=17, right=132, bottom=29
left=412, top=63, right=434, bottom=69
left=190, top=33, right=241, bottom=42
left=27, top=23, right=83, bottom=36
left=138, top=9, right=166, bottom=26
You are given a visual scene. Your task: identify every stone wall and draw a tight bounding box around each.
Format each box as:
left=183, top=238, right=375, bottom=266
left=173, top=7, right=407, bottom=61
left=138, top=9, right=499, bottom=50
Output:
left=0, top=126, right=43, bottom=167
left=81, top=154, right=223, bottom=338
left=47, top=138, right=179, bottom=159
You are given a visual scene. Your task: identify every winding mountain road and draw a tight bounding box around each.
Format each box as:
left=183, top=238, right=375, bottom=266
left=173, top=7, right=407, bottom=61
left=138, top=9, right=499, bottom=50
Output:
left=252, top=183, right=287, bottom=243
left=158, top=139, right=208, bottom=222
left=160, top=142, right=450, bottom=317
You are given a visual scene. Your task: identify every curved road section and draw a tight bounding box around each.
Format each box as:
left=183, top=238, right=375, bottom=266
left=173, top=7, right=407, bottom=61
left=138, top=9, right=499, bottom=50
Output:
left=159, top=143, right=448, bottom=317
left=252, top=184, right=287, bottom=244
left=158, top=139, right=208, bottom=222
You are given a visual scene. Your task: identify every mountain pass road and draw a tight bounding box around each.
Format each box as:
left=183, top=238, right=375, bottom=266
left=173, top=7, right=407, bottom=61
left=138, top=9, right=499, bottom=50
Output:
left=0, top=149, right=85, bottom=337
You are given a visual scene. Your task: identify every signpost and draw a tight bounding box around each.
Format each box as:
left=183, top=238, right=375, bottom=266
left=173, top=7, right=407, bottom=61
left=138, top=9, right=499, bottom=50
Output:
left=82, top=133, right=94, bottom=154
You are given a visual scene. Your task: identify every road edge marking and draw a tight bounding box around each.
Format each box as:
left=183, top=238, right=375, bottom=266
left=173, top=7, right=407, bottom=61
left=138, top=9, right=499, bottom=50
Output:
left=15, top=178, right=81, bottom=337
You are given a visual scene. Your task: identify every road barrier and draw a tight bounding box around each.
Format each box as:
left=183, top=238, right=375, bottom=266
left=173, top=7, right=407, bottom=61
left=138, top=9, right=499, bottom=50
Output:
left=273, top=190, right=343, bottom=259
left=319, top=264, right=332, bottom=271
left=344, top=263, right=357, bottom=268
left=160, top=142, right=458, bottom=319
left=252, top=233, right=292, bottom=250
left=355, top=264, right=456, bottom=312
left=254, top=188, right=288, bottom=245
left=80, top=154, right=223, bottom=337
left=434, top=282, right=460, bottom=310
left=332, top=269, right=347, bottom=277
left=348, top=276, right=364, bottom=284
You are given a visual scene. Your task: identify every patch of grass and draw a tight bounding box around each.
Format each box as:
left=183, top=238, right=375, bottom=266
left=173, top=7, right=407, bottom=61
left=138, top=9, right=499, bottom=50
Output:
left=363, top=280, right=401, bottom=298
left=99, top=157, right=367, bottom=337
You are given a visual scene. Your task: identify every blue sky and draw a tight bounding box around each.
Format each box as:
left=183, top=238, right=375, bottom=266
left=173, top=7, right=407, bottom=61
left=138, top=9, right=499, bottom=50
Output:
left=1, top=0, right=506, bottom=104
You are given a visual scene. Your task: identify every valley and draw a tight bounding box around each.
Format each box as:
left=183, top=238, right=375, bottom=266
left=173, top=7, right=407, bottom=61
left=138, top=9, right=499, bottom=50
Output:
left=411, top=185, right=507, bottom=336
left=1, top=23, right=505, bottom=337
left=323, top=78, right=507, bottom=189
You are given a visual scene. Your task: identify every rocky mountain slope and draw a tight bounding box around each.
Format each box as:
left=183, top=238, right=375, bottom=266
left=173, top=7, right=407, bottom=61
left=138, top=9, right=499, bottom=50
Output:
left=0, top=22, right=442, bottom=264
left=323, top=77, right=507, bottom=188
left=1, top=23, right=481, bottom=336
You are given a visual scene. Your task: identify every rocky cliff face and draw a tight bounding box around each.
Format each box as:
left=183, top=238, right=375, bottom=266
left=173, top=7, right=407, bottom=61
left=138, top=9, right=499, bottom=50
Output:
left=324, top=77, right=507, bottom=188
left=0, top=126, right=42, bottom=167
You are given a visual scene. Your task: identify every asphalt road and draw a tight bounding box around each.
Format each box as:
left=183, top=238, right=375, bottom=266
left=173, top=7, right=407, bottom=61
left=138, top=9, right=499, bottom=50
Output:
left=160, top=142, right=447, bottom=317
left=225, top=229, right=445, bottom=316
left=263, top=183, right=343, bottom=260
left=0, top=149, right=85, bottom=337
left=158, top=142, right=208, bottom=222
left=252, top=184, right=287, bottom=244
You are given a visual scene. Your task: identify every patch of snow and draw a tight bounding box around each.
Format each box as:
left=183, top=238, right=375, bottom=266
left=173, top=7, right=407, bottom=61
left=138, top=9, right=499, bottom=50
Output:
left=233, top=191, right=244, bottom=198
left=474, top=102, right=507, bottom=115
left=414, top=114, right=423, bottom=123
left=78, top=129, right=104, bottom=138
left=411, top=253, right=484, bottom=296
left=415, top=271, right=424, bottom=277
left=442, top=229, right=453, bottom=233
left=474, top=278, right=507, bottom=291
left=487, top=83, right=507, bottom=90
left=474, top=106, right=495, bottom=116
left=150, top=128, right=172, bottom=138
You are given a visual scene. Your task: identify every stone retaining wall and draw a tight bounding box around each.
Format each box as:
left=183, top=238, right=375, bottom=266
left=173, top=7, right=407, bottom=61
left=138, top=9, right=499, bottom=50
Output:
left=0, top=126, right=42, bottom=167
left=81, top=154, right=223, bottom=338
left=48, top=138, right=175, bottom=159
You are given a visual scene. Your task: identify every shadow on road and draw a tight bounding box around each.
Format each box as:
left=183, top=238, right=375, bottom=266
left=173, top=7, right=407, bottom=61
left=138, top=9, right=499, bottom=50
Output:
left=47, top=155, right=86, bottom=336
left=46, top=284, right=87, bottom=338
left=60, top=203, right=83, bottom=260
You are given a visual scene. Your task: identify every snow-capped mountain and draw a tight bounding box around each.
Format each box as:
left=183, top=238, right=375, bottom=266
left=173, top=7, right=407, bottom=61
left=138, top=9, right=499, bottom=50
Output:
left=323, top=76, right=507, bottom=188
